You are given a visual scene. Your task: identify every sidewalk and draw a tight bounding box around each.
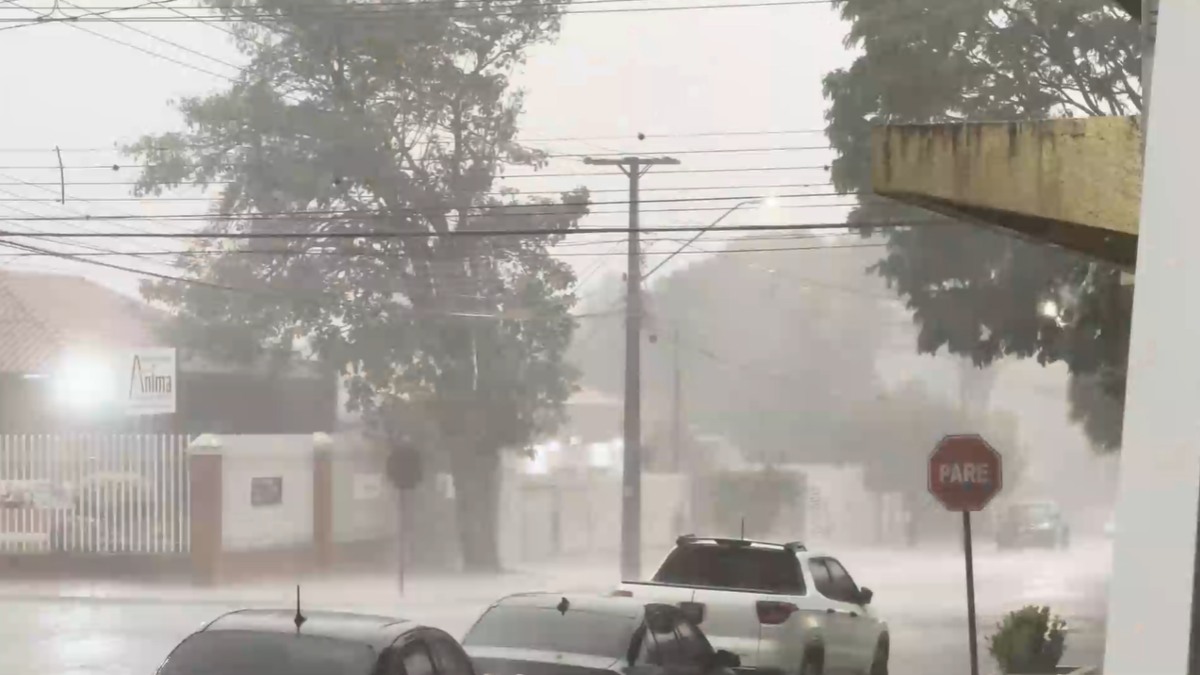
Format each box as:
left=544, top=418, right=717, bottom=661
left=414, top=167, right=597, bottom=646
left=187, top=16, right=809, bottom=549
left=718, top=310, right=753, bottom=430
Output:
left=0, top=555, right=627, bottom=609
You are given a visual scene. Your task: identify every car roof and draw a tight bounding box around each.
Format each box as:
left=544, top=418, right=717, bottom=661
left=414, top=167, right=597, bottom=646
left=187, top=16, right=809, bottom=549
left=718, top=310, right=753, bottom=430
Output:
left=671, top=534, right=827, bottom=559
left=492, top=592, right=653, bottom=619
left=201, top=609, right=425, bottom=651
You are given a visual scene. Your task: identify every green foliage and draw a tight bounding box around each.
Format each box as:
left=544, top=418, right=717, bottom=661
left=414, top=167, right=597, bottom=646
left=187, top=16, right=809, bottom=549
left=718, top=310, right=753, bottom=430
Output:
left=125, top=0, right=586, bottom=568
left=702, top=467, right=801, bottom=538
left=822, top=0, right=1140, bottom=451
left=987, top=605, right=1068, bottom=674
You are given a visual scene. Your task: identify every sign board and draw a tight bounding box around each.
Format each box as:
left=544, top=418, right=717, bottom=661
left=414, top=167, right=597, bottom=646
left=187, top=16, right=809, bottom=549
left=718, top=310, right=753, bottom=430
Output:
left=250, top=476, right=283, bottom=507
left=928, top=434, right=1003, bottom=512
left=352, top=473, right=384, bottom=501
left=124, top=348, right=177, bottom=416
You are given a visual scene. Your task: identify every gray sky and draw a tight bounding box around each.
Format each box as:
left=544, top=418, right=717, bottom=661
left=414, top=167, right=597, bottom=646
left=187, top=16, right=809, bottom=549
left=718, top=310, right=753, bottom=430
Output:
left=0, top=0, right=853, bottom=295
left=0, top=1, right=1109, bottom=475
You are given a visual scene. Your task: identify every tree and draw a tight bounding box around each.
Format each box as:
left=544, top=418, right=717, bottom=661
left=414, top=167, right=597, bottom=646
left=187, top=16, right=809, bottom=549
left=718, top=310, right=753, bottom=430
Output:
left=823, top=0, right=1140, bottom=451
left=568, top=242, right=897, bottom=465
left=838, top=380, right=1026, bottom=544
left=126, top=0, right=588, bottom=570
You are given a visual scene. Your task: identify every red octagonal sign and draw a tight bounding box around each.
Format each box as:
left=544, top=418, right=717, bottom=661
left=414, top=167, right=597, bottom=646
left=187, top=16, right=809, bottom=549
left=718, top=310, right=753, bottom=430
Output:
left=928, top=434, right=1003, bottom=512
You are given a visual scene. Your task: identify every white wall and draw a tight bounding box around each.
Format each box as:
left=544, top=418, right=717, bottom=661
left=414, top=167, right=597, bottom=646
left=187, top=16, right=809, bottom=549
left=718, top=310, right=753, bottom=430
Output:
left=328, top=433, right=397, bottom=544
left=498, top=468, right=688, bottom=565
left=219, top=435, right=315, bottom=552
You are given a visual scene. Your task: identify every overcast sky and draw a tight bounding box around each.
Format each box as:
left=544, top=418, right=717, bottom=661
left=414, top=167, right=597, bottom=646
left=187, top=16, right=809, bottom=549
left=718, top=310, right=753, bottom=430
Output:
left=0, top=1, right=1109, bottom=470
left=0, top=0, right=853, bottom=296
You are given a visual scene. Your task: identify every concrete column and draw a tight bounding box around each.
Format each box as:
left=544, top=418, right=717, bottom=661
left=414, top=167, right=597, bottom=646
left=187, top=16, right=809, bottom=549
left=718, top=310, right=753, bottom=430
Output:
left=1104, top=3, right=1200, bottom=673
left=312, top=433, right=334, bottom=571
left=188, top=434, right=223, bottom=586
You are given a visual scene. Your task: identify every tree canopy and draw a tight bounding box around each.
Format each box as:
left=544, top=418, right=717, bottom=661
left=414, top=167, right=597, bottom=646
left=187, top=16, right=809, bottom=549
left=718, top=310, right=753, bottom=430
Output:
left=572, top=240, right=899, bottom=465
left=125, top=0, right=587, bottom=569
left=823, top=0, right=1140, bottom=451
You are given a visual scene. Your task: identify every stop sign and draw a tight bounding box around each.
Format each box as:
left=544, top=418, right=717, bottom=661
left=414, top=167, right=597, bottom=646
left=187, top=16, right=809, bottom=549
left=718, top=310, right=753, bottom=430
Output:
left=928, top=434, right=1003, bottom=512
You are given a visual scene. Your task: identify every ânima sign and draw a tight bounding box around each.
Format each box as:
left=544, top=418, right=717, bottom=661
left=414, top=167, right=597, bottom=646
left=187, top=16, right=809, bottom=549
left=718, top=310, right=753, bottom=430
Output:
left=125, top=348, right=177, bottom=416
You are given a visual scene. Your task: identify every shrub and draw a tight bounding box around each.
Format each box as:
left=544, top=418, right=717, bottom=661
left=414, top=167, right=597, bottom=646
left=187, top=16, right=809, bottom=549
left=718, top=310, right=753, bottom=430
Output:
left=987, top=605, right=1068, bottom=674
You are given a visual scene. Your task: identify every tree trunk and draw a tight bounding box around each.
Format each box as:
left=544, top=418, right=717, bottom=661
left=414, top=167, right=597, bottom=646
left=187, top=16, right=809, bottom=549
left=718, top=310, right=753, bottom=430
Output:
left=451, top=447, right=502, bottom=572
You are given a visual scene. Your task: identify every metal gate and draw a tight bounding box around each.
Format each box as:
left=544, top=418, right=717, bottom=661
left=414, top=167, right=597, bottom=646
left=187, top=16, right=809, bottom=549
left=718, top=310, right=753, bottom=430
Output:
left=0, top=435, right=191, bottom=555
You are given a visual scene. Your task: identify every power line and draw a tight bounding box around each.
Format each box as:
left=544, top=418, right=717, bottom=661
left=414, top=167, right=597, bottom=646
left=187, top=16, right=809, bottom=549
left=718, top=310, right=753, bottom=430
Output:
left=0, top=0, right=838, bottom=23
left=0, top=218, right=942, bottom=240
left=0, top=165, right=838, bottom=186
left=59, top=0, right=242, bottom=71
left=0, top=0, right=177, bottom=32
left=0, top=241, right=883, bottom=259
left=0, top=134, right=832, bottom=153
left=0, top=189, right=869, bottom=219
left=0, top=147, right=835, bottom=171
left=0, top=181, right=840, bottom=200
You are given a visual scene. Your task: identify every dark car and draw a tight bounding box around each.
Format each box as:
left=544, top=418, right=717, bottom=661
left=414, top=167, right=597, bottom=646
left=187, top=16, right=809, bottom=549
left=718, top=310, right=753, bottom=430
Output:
left=155, top=608, right=477, bottom=675
left=995, top=501, right=1071, bottom=550
left=462, top=593, right=741, bottom=675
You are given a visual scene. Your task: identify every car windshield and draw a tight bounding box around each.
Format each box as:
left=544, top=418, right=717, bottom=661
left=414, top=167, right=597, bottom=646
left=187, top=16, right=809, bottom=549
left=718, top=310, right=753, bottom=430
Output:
left=1011, top=504, right=1057, bottom=522
left=652, top=545, right=805, bottom=594
left=157, top=630, right=378, bottom=675
left=463, top=606, right=636, bottom=659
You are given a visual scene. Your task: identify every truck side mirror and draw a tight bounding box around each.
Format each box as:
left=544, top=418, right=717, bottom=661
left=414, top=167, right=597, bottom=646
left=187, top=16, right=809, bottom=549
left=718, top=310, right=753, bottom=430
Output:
left=858, top=587, right=874, bottom=605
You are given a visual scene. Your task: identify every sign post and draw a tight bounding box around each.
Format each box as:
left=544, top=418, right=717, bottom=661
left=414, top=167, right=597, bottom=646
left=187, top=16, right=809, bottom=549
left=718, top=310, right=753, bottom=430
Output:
left=928, top=434, right=1003, bottom=675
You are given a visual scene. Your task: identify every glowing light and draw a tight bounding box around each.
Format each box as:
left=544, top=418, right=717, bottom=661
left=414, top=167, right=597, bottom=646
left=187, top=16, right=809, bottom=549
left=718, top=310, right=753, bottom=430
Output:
left=50, top=352, right=118, bottom=414
left=1040, top=300, right=1060, bottom=318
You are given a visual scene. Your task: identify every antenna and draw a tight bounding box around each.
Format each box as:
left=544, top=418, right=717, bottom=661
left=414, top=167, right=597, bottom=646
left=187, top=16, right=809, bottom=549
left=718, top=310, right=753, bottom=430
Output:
left=740, top=517, right=745, bottom=540
left=294, top=585, right=307, bottom=632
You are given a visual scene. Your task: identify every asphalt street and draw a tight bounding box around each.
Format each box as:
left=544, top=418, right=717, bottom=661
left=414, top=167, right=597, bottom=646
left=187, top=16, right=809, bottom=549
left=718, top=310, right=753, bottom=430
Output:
left=0, top=539, right=1112, bottom=675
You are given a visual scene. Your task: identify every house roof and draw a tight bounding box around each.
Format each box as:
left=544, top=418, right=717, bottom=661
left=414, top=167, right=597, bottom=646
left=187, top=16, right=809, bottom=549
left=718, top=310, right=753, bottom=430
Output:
left=0, top=271, right=163, bottom=374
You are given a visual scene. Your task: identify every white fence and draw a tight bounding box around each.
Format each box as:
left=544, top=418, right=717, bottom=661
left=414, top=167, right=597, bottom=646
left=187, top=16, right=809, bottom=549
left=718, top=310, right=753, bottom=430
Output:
left=0, top=435, right=191, bottom=555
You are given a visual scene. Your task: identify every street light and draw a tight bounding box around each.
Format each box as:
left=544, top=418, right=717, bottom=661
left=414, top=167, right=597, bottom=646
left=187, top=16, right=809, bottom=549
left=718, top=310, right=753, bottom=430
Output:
left=642, top=198, right=764, bottom=282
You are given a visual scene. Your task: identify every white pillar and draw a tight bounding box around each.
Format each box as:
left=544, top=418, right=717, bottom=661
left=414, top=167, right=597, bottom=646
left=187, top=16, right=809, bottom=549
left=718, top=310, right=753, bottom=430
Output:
left=1104, top=3, right=1200, bottom=674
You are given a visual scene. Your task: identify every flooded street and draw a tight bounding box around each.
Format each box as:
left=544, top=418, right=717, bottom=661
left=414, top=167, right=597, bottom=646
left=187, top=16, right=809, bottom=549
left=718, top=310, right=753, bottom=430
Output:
left=0, top=540, right=1110, bottom=675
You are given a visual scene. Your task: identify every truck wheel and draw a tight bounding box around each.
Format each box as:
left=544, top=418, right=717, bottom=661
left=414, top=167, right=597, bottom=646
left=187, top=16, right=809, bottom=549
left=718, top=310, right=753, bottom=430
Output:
left=869, top=636, right=889, bottom=675
left=799, top=648, right=824, bottom=675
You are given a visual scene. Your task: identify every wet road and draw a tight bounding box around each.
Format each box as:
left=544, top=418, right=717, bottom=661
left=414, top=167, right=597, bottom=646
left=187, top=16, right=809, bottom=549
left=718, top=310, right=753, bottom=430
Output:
left=0, top=540, right=1111, bottom=675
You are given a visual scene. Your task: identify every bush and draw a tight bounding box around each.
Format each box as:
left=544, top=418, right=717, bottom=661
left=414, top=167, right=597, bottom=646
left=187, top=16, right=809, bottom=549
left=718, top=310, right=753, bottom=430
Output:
left=987, top=605, right=1068, bottom=674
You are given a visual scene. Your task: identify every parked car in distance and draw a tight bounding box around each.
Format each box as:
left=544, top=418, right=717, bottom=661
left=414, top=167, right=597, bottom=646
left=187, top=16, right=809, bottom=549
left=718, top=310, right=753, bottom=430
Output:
left=462, top=593, right=741, bottom=675
left=614, top=535, right=888, bottom=675
left=995, top=501, right=1071, bottom=550
left=155, top=608, right=476, bottom=675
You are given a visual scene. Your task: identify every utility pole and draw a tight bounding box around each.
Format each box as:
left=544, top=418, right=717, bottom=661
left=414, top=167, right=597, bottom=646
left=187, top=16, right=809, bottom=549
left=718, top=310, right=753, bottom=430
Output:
left=582, top=154, right=680, bottom=582
left=671, top=324, right=683, bottom=474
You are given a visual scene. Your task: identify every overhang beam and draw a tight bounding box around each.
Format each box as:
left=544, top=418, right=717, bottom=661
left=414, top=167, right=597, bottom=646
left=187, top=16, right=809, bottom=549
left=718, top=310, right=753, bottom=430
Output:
left=871, top=117, right=1142, bottom=268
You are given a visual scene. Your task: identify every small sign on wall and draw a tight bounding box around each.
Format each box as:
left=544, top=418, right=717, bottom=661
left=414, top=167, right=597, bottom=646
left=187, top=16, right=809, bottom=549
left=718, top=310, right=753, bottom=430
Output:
left=353, top=473, right=384, bottom=501
left=124, top=348, right=177, bottom=416
left=251, top=476, right=283, bottom=507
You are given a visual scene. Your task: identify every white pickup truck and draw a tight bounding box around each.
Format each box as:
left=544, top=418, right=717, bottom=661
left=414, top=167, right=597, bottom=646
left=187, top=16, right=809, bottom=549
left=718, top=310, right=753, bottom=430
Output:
left=614, top=536, right=888, bottom=675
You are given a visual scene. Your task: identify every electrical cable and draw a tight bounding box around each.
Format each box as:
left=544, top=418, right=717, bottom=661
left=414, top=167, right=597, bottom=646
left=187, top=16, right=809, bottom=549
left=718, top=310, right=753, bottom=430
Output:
left=0, top=218, right=942, bottom=240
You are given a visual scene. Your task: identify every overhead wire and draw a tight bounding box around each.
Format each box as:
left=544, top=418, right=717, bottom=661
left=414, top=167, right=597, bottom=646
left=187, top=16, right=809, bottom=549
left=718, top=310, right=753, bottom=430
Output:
left=0, top=218, right=942, bottom=240
left=0, top=0, right=839, bottom=23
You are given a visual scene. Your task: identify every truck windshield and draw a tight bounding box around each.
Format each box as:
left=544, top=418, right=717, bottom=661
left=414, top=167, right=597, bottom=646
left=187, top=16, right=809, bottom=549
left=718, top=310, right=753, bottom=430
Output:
left=652, top=545, right=805, bottom=594
left=157, top=630, right=378, bottom=675
left=463, top=605, right=637, bottom=659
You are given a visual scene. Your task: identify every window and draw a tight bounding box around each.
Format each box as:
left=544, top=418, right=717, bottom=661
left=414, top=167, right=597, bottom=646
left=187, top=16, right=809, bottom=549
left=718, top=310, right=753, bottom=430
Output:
left=463, top=606, right=638, bottom=659
left=402, top=644, right=437, bottom=675
left=158, top=630, right=378, bottom=675
left=808, top=559, right=837, bottom=599
left=653, top=546, right=805, bottom=594
left=675, top=620, right=714, bottom=667
left=823, top=559, right=862, bottom=604
left=430, top=638, right=474, bottom=675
